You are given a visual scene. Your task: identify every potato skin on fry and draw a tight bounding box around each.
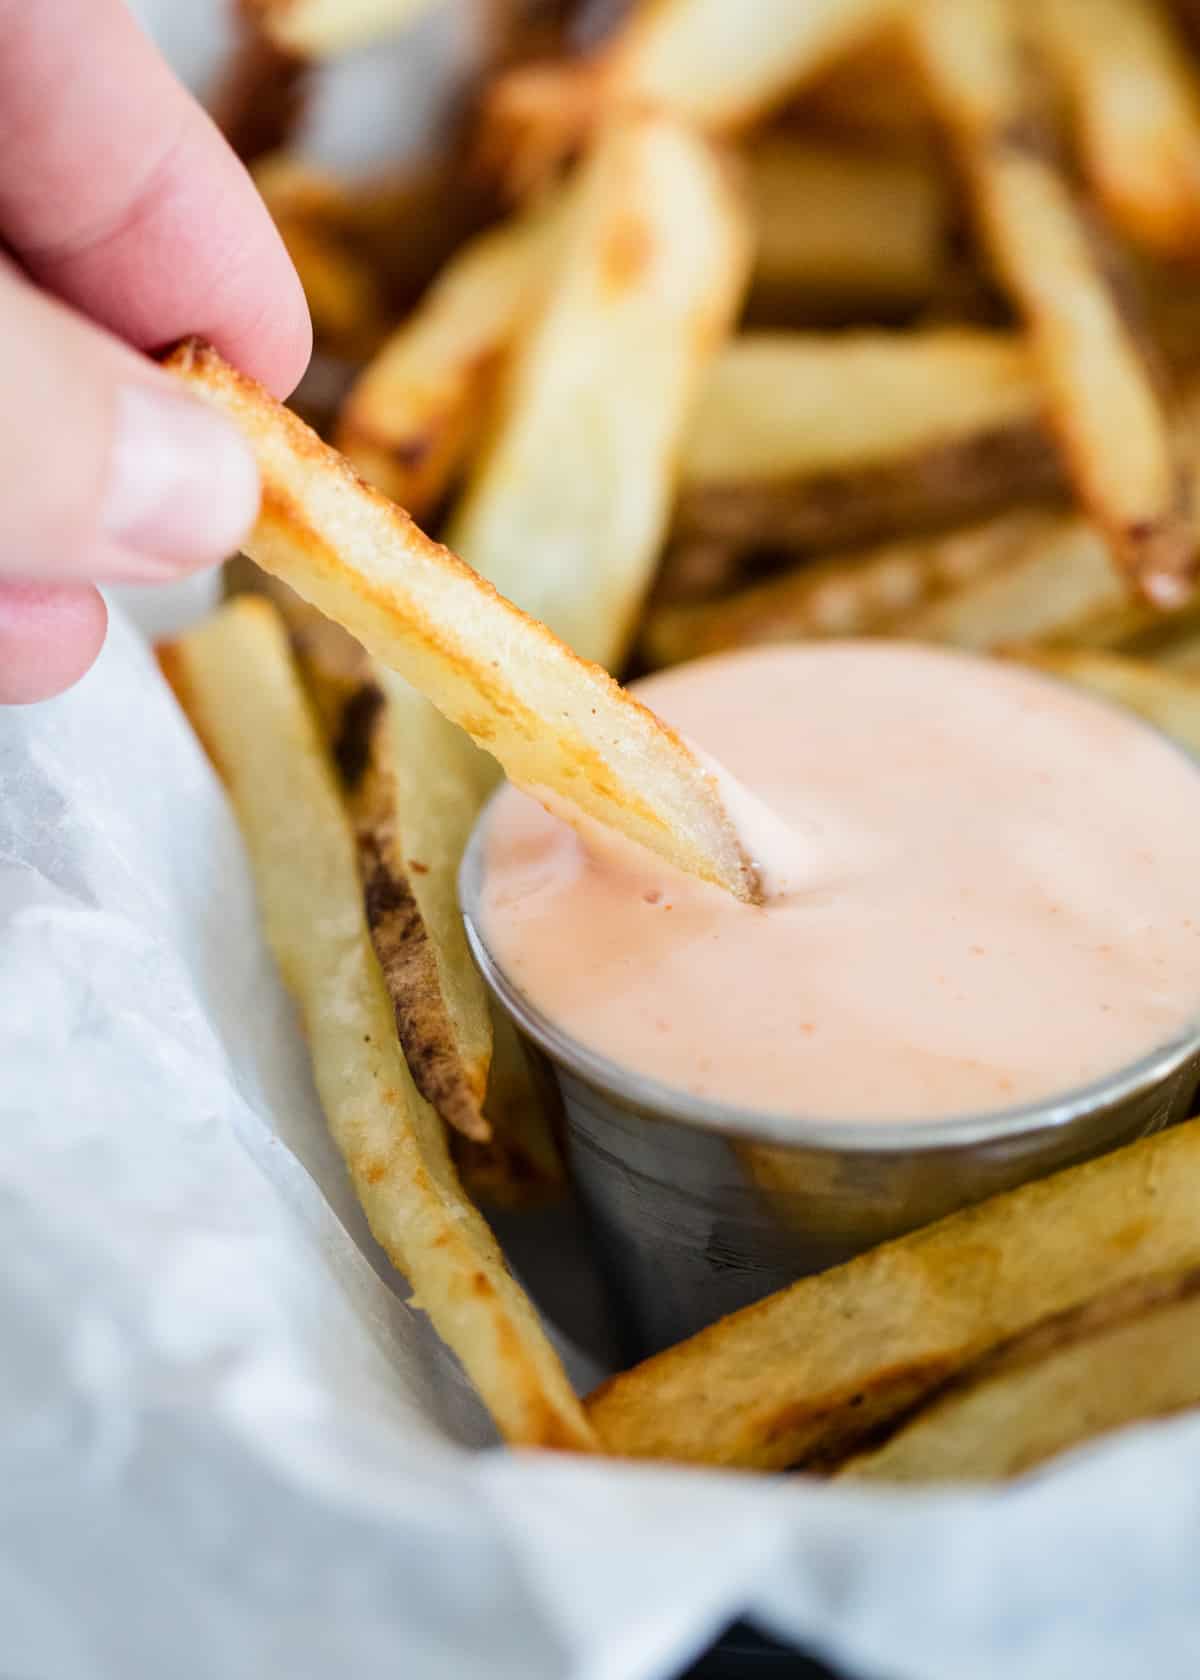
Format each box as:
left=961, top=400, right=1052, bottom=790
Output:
left=164, top=337, right=761, bottom=903
left=162, top=597, right=594, bottom=1450
left=839, top=1267, right=1200, bottom=1482
left=587, top=1118, right=1200, bottom=1469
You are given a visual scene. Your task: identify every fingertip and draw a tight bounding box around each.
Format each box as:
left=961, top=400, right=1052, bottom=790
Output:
left=0, top=583, right=108, bottom=704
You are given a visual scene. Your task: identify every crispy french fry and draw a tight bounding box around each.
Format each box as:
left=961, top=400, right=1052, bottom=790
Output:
left=907, top=0, right=1193, bottom=605
left=1033, top=0, right=1200, bottom=259
left=160, top=597, right=595, bottom=1450
left=744, top=138, right=951, bottom=318
left=1013, top=646, right=1200, bottom=755
left=164, top=339, right=760, bottom=903
left=888, top=514, right=1142, bottom=649
left=254, top=578, right=566, bottom=1200
left=586, top=1117, right=1200, bottom=1469
left=282, top=600, right=498, bottom=1142
left=445, top=112, right=750, bottom=670
left=336, top=201, right=561, bottom=519
left=480, top=0, right=908, bottom=192
left=642, top=509, right=1064, bottom=668
left=676, top=328, right=1059, bottom=549
left=243, top=0, right=444, bottom=57
left=840, top=1268, right=1200, bottom=1482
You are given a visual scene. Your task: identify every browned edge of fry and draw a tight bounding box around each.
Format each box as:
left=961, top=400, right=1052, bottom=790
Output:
left=673, top=418, right=1063, bottom=553
left=835, top=1264, right=1200, bottom=1476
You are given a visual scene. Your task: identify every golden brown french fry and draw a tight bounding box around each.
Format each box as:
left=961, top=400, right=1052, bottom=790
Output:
left=907, top=0, right=1193, bottom=605
left=642, top=509, right=1064, bottom=668
left=1151, top=625, right=1200, bottom=670
left=840, top=1268, right=1200, bottom=1482
left=586, top=1117, right=1200, bottom=1469
left=676, top=329, right=1059, bottom=549
left=164, top=339, right=760, bottom=903
left=243, top=0, right=444, bottom=57
left=480, top=0, right=909, bottom=192
left=1013, top=646, right=1200, bottom=756
left=160, top=597, right=595, bottom=1450
left=445, top=112, right=750, bottom=670
left=1033, top=0, right=1200, bottom=259
left=744, top=138, right=951, bottom=318
left=282, top=602, right=497, bottom=1142
left=254, top=578, right=566, bottom=1201
left=888, top=514, right=1143, bottom=649
left=336, top=201, right=560, bottom=519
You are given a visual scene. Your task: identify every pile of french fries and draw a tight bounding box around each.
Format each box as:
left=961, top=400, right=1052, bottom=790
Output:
left=161, top=0, right=1200, bottom=1474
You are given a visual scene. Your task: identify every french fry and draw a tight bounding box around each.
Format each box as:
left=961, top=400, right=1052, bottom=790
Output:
left=676, top=329, right=1059, bottom=550
left=888, top=514, right=1143, bottom=650
left=164, top=339, right=761, bottom=903
left=907, top=0, right=1194, bottom=605
left=840, top=1268, right=1200, bottom=1482
left=282, top=600, right=497, bottom=1141
left=480, top=0, right=909, bottom=192
left=744, top=138, right=951, bottom=319
left=336, top=201, right=561, bottom=519
left=1012, top=646, right=1200, bottom=756
left=444, top=112, right=750, bottom=670
left=263, top=579, right=567, bottom=1201
left=160, top=598, right=595, bottom=1450
left=1032, top=0, right=1200, bottom=259
left=243, top=0, right=444, bottom=58
left=586, top=1117, right=1200, bottom=1469
left=642, top=509, right=1065, bottom=668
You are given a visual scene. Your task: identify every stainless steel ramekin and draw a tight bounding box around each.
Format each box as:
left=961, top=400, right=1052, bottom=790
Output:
left=460, top=811, right=1200, bottom=1358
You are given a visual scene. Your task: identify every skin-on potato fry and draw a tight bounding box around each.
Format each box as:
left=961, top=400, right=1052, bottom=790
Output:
left=445, top=111, right=750, bottom=671
left=744, top=139, right=951, bottom=320
left=642, top=509, right=1065, bottom=668
left=907, top=0, right=1194, bottom=605
left=242, top=0, right=444, bottom=58
left=336, top=200, right=561, bottom=520
left=164, top=339, right=761, bottom=903
left=247, top=575, right=567, bottom=1199
left=839, top=1268, right=1200, bottom=1482
left=586, top=1117, right=1200, bottom=1469
left=282, top=599, right=498, bottom=1142
left=160, top=598, right=595, bottom=1450
left=480, top=0, right=908, bottom=193
left=1032, top=0, right=1200, bottom=260
left=675, top=329, right=1059, bottom=550
left=1013, top=646, right=1200, bottom=757
left=792, top=28, right=936, bottom=144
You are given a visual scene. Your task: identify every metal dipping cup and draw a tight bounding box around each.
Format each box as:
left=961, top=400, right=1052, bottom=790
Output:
left=460, top=810, right=1200, bottom=1359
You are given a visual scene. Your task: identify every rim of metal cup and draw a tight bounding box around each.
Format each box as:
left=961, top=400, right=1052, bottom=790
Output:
left=459, top=800, right=1200, bottom=1153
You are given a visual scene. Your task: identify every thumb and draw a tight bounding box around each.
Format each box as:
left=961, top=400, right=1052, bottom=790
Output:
left=0, top=260, right=259, bottom=586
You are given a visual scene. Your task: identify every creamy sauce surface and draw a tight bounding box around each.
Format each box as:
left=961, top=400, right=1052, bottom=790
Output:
left=479, top=643, right=1200, bottom=1121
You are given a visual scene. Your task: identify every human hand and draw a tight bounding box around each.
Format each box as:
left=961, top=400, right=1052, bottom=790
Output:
left=0, top=0, right=311, bottom=702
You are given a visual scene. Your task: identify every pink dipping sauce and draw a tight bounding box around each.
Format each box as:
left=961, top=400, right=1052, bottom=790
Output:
left=479, top=643, right=1200, bottom=1121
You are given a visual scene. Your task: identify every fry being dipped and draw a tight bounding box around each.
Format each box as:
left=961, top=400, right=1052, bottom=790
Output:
left=164, top=338, right=761, bottom=903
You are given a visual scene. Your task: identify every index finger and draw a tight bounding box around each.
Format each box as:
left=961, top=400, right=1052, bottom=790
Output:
left=0, top=0, right=311, bottom=397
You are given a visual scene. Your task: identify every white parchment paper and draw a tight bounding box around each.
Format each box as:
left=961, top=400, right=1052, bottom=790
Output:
left=6, top=7, right=1198, bottom=1674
